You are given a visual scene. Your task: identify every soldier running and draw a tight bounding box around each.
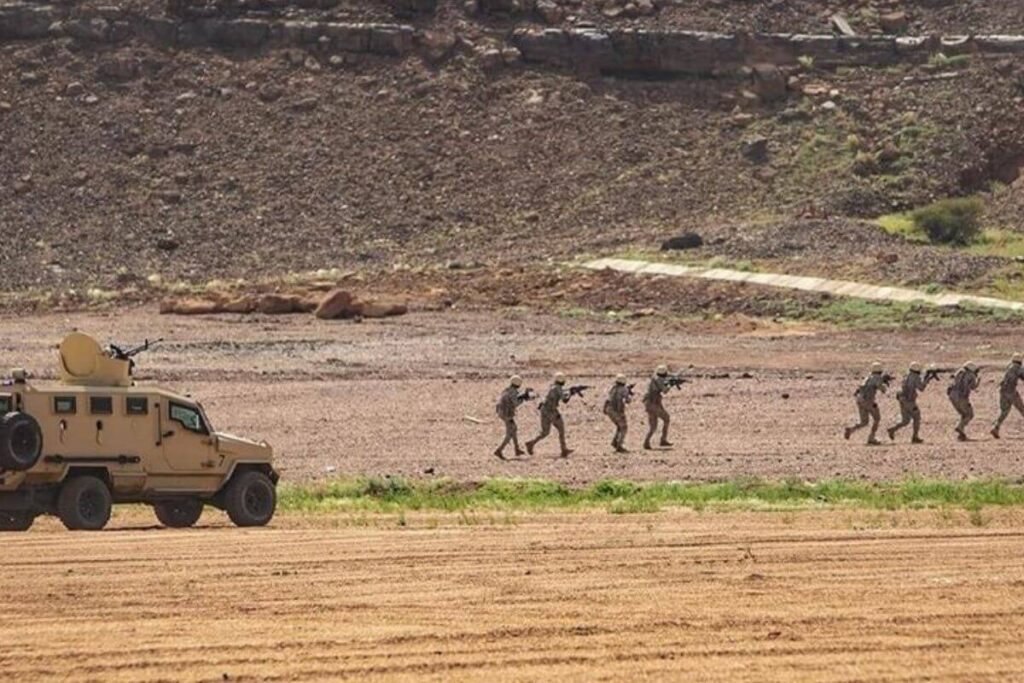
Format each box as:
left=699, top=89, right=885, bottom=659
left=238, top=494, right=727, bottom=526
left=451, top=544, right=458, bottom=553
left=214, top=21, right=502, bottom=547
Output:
left=494, top=375, right=530, bottom=460
left=887, top=362, right=935, bottom=444
left=643, top=365, right=673, bottom=450
left=991, top=354, right=1024, bottom=439
left=604, top=374, right=632, bottom=453
left=526, top=372, right=573, bottom=458
left=844, top=362, right=887, bottom=445
left=948, top=361, right=981, bottom=441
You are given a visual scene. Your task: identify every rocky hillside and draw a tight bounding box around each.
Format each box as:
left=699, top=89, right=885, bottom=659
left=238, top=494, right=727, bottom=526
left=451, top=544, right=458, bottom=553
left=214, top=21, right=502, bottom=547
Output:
left=0, top=0, right=1023, bottom=297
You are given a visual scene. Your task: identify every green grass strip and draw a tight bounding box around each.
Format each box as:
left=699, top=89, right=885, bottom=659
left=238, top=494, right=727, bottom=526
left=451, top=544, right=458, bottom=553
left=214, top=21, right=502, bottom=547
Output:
left=278, top=476, right=1024, bottom=515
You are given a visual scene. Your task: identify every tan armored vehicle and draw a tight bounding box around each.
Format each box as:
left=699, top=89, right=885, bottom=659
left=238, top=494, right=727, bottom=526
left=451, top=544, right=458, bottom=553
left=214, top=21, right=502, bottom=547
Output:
left=0, top=333, right=278, bottom=531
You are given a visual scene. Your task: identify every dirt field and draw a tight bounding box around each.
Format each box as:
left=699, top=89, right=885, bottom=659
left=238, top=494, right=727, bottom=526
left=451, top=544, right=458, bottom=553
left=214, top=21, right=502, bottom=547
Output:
left=4, top=308, right=1024, bottom=484
left=2, top=509, right=1023, bottom=681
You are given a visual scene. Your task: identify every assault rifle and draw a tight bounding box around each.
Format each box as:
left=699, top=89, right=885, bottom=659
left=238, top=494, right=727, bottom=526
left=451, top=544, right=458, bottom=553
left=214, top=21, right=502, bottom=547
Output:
left=625, top=383, right=636, bottom=400
left=516, top=388, right=536, bottom=404
left=881, top=373, right=895, bottom=387
left=566, top=385, right=591, bottom=401
left=665, top=374, right=689, bottom=390
left=925, top=367, right=956, bottom=381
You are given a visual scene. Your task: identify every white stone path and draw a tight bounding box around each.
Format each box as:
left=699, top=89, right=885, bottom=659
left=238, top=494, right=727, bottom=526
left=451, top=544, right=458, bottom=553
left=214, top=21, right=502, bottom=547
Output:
left=583, top=257, right=1024, bottom=312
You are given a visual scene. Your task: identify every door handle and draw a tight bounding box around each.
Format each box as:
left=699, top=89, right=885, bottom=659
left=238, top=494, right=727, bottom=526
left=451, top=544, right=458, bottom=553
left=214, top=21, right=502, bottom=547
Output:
left=162, top=430, right=175, bottom=439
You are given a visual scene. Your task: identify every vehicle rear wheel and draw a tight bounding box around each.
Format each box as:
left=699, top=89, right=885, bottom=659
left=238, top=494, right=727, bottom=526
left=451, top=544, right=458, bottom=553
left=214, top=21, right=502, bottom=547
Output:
left=0, top=511, right=34, bottom=532
left=153, top=498, right=203, bottom=528
left=0, top=412, right=43, bottom=471
left=224, top=470, right=276, bottom=527
left=57, top=476, right=112, bottom=531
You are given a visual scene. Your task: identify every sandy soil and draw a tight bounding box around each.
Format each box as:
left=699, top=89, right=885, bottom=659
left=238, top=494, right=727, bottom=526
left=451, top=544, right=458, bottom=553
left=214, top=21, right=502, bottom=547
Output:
left=4, top=308, right=1024, bottom=484
left=2, top=508, right=1024, bottom=681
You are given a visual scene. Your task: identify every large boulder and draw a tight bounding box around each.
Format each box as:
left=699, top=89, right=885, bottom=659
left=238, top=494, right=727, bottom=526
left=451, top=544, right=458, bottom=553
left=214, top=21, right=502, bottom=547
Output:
left=314, top=289, right=357, bottom=319
left=314, top=289, right=408, bottom=319
left=256, top=293, right=305, bottom=314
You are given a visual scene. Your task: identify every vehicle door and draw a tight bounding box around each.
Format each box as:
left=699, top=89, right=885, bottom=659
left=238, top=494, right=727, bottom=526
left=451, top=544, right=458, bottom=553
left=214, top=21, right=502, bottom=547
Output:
left=160, top=399, right=217, bottom=471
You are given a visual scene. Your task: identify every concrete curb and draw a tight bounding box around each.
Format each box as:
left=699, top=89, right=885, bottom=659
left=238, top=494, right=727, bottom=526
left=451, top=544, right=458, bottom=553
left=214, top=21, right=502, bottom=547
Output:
left=583, top=257, right=1024, bottom=312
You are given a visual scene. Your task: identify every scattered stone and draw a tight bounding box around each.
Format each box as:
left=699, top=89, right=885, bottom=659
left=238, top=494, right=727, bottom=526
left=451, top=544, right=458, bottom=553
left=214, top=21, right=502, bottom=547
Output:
left=0, top=102, right=11, bottom=113
left=65, top=81, right=85, bottom=97
left=751, top=63, right=787, bottom=102
left=820, top=100, right=838, bottom=112
left=830, top=13, right=856, bottom=37
left=535, top=0, right=565, bottom=24
left=83, top=94, right=99, bottom=105
left=880, top=12, right=909, bottom=33
left=501, top=46, right=523, bottom=65
left=290, top=96, right=319, bottom=112
left=258, top=83, right=284, bottom=103
left=777, top=108, right=812, bottom=123
left=96, top=56, right=140, bottom=82
left=418, top=29, right=457, bottom=63
left=660, top=233, right=704, bottom=251
left=477, top=47, right=504, bottom=70
left=740, top=135, right=769, bottom=163
left=19, top=71, right=44, bottom=85
left=155, top=237, right=179, bottom=251
left=154, top=189, right=182, bottom=205
left=636, top=0, right=657, bottom=16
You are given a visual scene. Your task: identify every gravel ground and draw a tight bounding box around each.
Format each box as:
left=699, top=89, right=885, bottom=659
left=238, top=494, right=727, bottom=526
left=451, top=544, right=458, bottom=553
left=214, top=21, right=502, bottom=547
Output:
left=5, top=307, right=1024, bottom=483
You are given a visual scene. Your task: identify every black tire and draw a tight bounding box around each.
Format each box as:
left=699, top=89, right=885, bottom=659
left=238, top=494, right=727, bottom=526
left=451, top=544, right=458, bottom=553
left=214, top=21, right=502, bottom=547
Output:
left=224, top=470, right=276, bottom=527
left=0, top=412, right=43, bottom=471
left=57, top=476, right=112, bottom=531
left=0, top=511, right=34, bottom=532
left=153, top=498, right=203, bottom=528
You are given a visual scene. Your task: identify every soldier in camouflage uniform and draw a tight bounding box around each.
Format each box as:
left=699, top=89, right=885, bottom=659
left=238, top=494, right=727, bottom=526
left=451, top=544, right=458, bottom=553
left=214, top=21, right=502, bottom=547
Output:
left=886, top=362, right=935, bottom=444
left=991, top=354, right=1024, bottom=439
left=948, top=361, right=981, bottom=441
left=643, top=365, right=673, bottom=450
left=844, top=362, right=887, bottom=445
left=604, top=374, right=632, bottom=453
left=494, top=375, right=527, bottom=460
left=526, top=372, right=572, bottom=458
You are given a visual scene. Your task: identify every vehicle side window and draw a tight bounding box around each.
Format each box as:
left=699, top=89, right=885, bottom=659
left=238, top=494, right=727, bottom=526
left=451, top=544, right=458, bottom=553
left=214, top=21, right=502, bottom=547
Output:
left=0, top=395, right=10, bottom=413
left=90, top=396, right=113, bottom=415
left=54, top=396, right=77, bottom=414
left=169, top=402, right=208, bottom=434
left=126, top=396, right=148, bottom=416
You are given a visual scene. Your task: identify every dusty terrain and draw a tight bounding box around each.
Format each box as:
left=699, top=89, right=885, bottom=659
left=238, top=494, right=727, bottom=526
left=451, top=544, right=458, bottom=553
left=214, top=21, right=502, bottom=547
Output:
left=5, top=307, right=1024, bottom=484
left=2, top=508, right=1024, bottom=681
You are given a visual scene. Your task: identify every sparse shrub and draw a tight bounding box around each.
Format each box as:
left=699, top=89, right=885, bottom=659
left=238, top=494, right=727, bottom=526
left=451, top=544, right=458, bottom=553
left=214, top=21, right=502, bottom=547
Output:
left=797, top=55, right=815, bottom=70
left=910, top=197, right=983, bottom=245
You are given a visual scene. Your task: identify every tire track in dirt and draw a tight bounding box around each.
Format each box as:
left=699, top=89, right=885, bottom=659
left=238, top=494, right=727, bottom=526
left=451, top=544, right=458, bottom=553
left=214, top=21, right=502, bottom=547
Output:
left=2, top=510, right=1024, bottom=681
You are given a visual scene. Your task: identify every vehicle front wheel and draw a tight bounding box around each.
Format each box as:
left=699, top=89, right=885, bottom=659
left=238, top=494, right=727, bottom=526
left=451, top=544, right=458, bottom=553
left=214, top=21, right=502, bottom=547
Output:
left=154, top=498, right=203, bottom=528
left=0, top=511, right=34, bottom=532
left=57, top=476, right=112, bottom=531
left=224, top=470, right=276, bottom=527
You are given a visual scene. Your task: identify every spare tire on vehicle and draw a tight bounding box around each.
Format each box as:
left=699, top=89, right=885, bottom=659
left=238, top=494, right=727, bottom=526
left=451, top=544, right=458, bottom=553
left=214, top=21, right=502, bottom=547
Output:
left=0, top=412, right=43, bottom=471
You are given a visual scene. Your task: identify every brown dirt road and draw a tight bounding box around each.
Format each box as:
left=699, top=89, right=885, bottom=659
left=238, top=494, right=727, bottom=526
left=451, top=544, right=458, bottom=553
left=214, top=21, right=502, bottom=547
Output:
left=3, top=509, right=1024, bottom=682
left=5, top=308, right=1024, bottom=483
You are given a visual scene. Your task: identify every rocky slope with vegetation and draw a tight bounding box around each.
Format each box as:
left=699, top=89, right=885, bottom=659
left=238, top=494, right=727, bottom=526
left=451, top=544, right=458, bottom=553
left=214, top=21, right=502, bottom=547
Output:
left=0, top=0, right=1022, bottom=306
